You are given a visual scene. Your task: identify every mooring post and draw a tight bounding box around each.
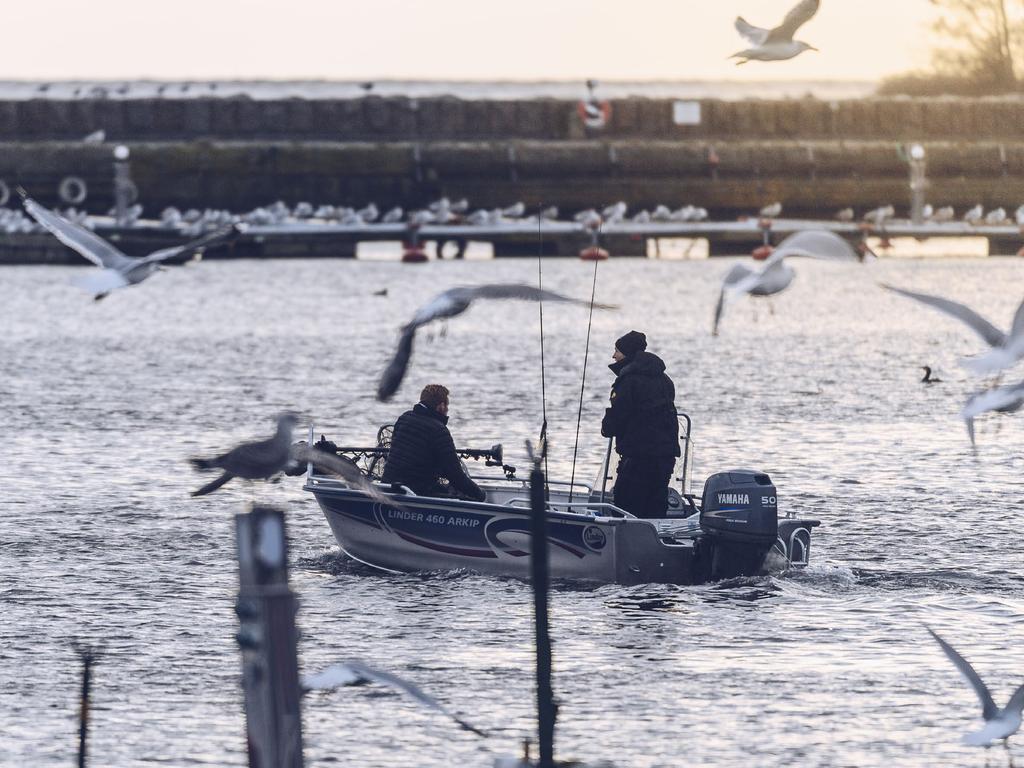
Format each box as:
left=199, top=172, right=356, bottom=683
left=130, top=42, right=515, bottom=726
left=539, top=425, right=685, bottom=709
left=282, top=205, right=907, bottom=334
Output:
left=112, top=145, right=134, bottom=227
left=908, top=143, right=928, bottom=226
left=529, top=459, right=556, bottom=768
left=235, top=506, right=304, bottom=768
left=74, top=644, right=100, bottom=768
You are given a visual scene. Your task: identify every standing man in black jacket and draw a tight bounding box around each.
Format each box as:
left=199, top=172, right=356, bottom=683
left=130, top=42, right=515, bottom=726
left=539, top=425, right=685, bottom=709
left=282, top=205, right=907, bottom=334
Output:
left=381, top=384, right=486, bottom=501
left=600, top=331, right=680, bottom=518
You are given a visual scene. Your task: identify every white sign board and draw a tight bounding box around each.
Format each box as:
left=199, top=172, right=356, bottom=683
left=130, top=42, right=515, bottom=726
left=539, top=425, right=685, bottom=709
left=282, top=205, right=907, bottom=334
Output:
left=673, top=101, right=702, bottom=126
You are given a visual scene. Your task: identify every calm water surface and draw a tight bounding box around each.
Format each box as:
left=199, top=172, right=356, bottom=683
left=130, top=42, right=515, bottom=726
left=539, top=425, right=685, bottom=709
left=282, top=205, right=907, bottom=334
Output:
left=2, top=255, right=1023, bottom=767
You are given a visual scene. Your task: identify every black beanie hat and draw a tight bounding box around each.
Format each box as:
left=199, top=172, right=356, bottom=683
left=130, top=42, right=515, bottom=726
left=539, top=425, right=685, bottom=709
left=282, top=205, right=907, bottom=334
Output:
left=615, top=330, right=647, bottom=357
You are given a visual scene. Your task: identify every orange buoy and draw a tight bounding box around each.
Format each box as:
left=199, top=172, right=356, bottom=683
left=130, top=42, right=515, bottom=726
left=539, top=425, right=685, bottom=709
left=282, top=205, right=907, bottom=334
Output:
left=401, top=243, right=428, bottom=263
left=752, top=244, right=774, bottom=260
left=579, top=246, right=609, bottom=261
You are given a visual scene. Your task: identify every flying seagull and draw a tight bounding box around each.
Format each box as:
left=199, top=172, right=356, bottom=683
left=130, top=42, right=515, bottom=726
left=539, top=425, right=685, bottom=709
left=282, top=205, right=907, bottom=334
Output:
left=190, top=413, right=398, bottom=505
left=880, top=285, right=1024, bottom=376
left=302, top=660, right=486, bottom=737
left=22, top=195, right=237, bottom=300
left=961, top=380, right=1024, bottom=446
left=927, top=626, right=1023, bottom=748
left=713, top=229, right=865, bottom=336
left=731, top=0, right=820, bottom=64
left=378, top=284, right=616, bottom=401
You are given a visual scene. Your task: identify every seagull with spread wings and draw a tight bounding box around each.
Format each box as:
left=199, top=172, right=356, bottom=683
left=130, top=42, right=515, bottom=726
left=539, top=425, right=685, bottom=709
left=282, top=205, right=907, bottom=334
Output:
left=302, top=660, right=486, bottom=737
left=927, top=626, right=1023, bottom=750
left=22, top=195, right=238, bottom=300
left=377, top=284, right=616, bottom=401
left=880, top=285, right=1024, bottom=376
left=732, top=0, right=820, bottom=64
left=191, top=413, right=398, bottom=506
left=961, top=380, right=1024, bottom=446
left=713, top=229, right=865, bottom=336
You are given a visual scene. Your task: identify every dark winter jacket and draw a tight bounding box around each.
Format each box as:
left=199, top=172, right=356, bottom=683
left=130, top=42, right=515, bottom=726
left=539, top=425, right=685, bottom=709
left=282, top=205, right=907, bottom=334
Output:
left=601, top=351, right=680, bottom=458
left=381, top=403, right=486, bottom=501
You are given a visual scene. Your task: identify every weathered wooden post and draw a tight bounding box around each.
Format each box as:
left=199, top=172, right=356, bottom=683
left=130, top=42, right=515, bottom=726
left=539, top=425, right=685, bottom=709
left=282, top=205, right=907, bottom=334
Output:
left=73, top=643, right=101, bottom=768
left=235, top=505, right=304, bottom=768
left=529, top=455, right=556, bottom=768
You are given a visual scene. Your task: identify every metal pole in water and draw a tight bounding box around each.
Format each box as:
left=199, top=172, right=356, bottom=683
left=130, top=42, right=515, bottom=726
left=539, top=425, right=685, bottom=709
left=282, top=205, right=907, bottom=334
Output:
left=909, top=143, right=928, bottom=225
left=235, top=505, right=304, bottom=768
left=529, top=459, right=556, bottom=767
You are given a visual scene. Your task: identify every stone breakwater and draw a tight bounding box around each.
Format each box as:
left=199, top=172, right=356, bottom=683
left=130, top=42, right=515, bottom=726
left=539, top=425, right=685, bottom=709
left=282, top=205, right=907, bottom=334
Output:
left=3, top=97, right=1024, bottom=217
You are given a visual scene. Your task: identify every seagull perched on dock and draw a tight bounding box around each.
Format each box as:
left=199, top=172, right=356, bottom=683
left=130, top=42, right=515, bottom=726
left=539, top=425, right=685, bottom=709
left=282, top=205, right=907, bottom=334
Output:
left=964, top=204, right=985, bottom=225
left=835, top=207, right=855, bottom=222
left=961, top=380, right=1024, bottom=446
left=731, top=0, right=820, bottom=64
left=880, top=285, right=1024, bottom=376
left=191, top=413, right=399, bottom=504
left=927, top=626, right=1023, bottom=749
left=759, top=201, right=783, bottom=219
left=863, top=205, right=895, bottom=228
left=378, top=284, right=616, bottom=400
left=713, top=229, right=865, bottom=336
left=302, top=660, right=486, bottom=737
left=932, top=205, right=956, bottom=223
left=21, top=194, right=237, bottom=300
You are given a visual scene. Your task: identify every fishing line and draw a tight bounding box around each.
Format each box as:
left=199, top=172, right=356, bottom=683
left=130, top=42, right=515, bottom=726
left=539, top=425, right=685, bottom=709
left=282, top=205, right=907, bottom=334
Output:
left=567, top=222, right=602, bottom=503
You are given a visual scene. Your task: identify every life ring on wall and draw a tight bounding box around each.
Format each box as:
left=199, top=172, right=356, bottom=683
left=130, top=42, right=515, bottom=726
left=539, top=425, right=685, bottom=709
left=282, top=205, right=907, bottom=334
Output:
left=577, top=100, right=612, bottom=130
left=58, top=176, right=88, bottom=206
left=0, top=179, right=9, bottom=207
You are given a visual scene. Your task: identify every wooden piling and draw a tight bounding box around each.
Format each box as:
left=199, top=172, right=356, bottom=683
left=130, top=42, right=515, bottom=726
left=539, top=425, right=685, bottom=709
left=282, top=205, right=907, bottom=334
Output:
left=235, top=506, right=304, bottom=768
left=529, top=462, right=556, bottom=768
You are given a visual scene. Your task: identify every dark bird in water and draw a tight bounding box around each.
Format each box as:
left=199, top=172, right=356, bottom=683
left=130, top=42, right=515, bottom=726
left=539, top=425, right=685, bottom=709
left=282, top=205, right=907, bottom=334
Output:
left=373, top=288, right=388, bottom=297
left=191, top=413, right=398, bottom=504
left=359, top=81, right=374, bottom=93
left=926, top=626, right=1024, bottom=748
left=21, top=194, right=238, bottom=300
left=731, top=0, right=820, bottom=64
left=377, top=284, right=616, bottom=401
left=921, top=366, right=942, bottom=384
left=302, top=660, right=486, bottom=737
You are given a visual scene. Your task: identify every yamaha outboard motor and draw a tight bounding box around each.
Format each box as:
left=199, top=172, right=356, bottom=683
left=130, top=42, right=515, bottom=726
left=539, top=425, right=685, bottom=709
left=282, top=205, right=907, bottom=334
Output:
left=699, top=470, right=778, bottom=580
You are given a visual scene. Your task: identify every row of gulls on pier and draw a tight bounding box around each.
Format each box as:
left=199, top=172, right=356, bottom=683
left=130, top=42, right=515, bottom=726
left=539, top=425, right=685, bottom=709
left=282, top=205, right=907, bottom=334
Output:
left=834, top=204, right=1024, bottom=226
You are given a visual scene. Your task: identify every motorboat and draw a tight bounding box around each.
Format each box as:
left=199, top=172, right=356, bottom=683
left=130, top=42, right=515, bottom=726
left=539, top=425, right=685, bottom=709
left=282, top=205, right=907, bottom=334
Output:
left=301, top=415, right=820, bottom=585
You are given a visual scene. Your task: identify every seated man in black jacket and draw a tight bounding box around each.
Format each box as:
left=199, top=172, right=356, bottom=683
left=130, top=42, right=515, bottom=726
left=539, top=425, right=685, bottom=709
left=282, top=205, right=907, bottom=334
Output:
left=381, top=384, right=486, bottom=501
left=601, top=331, right=680, bottom=518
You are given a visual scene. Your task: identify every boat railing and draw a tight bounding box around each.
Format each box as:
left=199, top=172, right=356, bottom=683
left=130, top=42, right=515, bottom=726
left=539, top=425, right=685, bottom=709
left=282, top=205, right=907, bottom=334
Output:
left=504, top=498, right=634, bottom=518
left=595, top=411, right=695, bottom=502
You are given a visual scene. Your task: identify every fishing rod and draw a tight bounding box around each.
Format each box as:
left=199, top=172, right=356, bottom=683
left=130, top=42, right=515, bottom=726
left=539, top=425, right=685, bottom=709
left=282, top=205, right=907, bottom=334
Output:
left=567, top=222, right=602, bottom=504
left=536, top=206, right=550, bottom=486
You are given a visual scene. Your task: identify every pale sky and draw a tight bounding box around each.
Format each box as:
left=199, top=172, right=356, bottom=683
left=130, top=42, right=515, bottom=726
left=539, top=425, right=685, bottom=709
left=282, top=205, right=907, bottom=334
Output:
left=9, top=0, right=936, bottom=81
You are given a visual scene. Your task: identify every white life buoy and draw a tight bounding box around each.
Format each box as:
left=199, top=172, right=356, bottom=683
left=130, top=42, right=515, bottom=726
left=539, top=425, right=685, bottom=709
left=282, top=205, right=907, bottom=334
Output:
left=577, top=100, right=612, bottom=130
left=58, top=176, right=88, bottom=206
